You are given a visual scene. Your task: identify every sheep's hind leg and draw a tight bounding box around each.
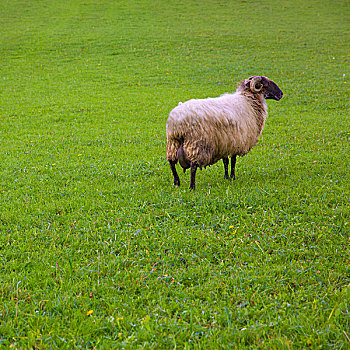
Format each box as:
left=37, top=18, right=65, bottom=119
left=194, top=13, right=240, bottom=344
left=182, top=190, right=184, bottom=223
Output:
left=189, top=162, right=199, bottom=190
left=169, top=160, right=180, bottom=186
left=223, top=157, right=229, bottom=179
left=230, top=155, right=237, bottom=180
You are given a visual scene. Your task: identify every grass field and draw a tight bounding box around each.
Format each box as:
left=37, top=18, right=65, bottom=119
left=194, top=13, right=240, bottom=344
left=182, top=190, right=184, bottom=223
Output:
left=1, top=0, right=349, bottom=348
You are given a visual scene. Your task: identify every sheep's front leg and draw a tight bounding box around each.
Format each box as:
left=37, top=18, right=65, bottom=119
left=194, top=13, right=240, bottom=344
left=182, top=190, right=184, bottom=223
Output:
left=230, top=155, right=237, bottom=180
left=223, top=157, right=229, bottom=179
left=190, top=162, right=198, bottom=190
left=169, top=160, right=180, bottom=186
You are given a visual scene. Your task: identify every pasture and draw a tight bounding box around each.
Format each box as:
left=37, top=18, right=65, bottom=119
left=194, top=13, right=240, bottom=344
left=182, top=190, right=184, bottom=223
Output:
left=0, top=0, right=349, bottom=348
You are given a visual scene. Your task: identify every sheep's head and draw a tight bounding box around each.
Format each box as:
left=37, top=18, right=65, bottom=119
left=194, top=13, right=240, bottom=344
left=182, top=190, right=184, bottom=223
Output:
left=245, top=76, right=283, bottom=101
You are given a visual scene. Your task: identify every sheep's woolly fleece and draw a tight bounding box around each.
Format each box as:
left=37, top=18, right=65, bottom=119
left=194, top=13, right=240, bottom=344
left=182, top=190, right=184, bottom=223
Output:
left=166, top=90, right=268, bottom=168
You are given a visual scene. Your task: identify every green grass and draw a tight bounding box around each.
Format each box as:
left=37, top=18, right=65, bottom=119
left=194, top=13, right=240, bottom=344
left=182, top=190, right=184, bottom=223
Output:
left=0, top=0, right=349, bottom=348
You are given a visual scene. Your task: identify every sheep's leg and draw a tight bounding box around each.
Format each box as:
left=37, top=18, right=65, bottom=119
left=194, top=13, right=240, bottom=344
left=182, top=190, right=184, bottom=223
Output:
left=169, top=160, right=180, bottom=186
left=230, top=155, right=237, bottom=180
left=189, top=162, right=198, bottom=190
left=223, top=157, right=229, bottom=179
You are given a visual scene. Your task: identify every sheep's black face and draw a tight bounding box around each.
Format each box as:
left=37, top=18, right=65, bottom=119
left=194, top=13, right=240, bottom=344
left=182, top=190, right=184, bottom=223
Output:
left=261, top=77, right=283, bottom=101
left=245, top=76, right=283, bottom=101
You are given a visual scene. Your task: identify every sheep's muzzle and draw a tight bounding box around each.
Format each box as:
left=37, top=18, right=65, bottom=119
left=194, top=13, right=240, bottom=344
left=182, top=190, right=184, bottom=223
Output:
left=262, top=77, right=283, bottom=101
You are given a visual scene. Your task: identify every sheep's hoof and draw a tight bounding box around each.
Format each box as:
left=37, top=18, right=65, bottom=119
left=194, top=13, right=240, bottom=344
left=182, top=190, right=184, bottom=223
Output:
left=174, top=178, right=180, bottom=186
left=224, top=175, right=229, bottom=180
left=189, top=184, right=195, bottom=190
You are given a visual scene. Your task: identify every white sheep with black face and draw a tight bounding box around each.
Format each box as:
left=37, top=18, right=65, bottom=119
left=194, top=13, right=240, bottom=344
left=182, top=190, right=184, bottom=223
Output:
left=166, top=76, right=283, bottom=189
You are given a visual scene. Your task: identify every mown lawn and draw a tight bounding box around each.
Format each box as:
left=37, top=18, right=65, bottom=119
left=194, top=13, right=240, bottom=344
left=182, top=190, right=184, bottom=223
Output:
left=0, top=0, right=349, bottom=348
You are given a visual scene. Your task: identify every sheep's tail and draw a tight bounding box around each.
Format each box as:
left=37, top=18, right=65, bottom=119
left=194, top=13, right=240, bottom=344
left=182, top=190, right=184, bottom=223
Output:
left=166, top=134, right=180, bottom=162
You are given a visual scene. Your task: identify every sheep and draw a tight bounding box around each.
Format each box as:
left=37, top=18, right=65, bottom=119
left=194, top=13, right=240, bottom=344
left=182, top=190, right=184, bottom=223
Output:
left=166, top=76, right=283, bottom=189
